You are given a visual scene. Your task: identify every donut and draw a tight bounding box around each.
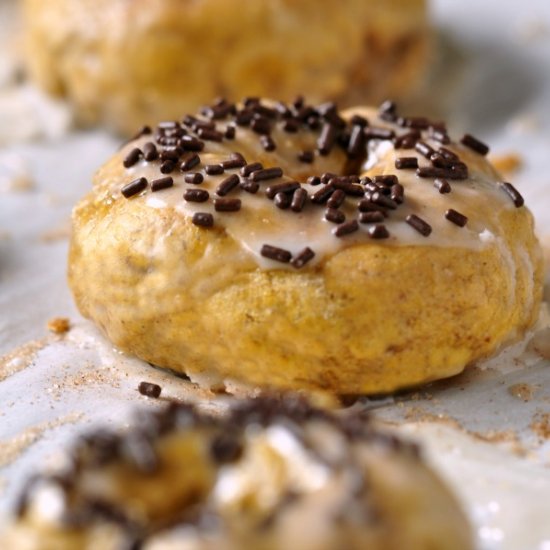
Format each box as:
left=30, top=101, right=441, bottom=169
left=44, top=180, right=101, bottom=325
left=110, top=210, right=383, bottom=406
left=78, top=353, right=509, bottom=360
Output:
left=68, top=97, right=543, bottom=394
left=21, top=0, right=430, bottom=135
left=1, top=396, right=473, bottom=549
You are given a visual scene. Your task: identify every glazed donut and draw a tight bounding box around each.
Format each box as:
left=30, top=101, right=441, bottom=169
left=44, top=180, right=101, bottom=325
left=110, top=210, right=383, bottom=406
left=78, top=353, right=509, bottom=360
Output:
left=1, top=396, right=473, bottom=549
left=68, top=97, right=543, bottom=394
left=22, top=0, right=430, bottom=135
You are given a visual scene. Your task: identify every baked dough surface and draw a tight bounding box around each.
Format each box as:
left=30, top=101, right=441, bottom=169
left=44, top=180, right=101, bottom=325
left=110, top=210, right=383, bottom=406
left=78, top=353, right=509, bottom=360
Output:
left=68, top=99, right=543, bottom=394
left=22, top=0, right=430, bottom=134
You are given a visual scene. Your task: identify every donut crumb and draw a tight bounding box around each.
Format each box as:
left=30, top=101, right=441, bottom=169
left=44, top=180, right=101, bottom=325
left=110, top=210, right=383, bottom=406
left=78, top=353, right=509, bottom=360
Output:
left=490, top=152, right=523, bottom=176
left=507, top=383, right=536, bottom=402
left=47, top=317, right=71, bottom=334
left=530, top=412, right=550, bottom=441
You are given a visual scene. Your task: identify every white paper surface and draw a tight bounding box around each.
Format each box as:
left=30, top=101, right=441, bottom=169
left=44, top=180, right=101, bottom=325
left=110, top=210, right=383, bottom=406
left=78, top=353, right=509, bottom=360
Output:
left=1, top=1, right=550, bottom=549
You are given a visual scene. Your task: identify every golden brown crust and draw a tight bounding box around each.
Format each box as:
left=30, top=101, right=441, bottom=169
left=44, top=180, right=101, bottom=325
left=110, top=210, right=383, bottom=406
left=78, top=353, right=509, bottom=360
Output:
left=22, top=0, right=430, bottom=134
left=69, top=205, right=541, bottom=393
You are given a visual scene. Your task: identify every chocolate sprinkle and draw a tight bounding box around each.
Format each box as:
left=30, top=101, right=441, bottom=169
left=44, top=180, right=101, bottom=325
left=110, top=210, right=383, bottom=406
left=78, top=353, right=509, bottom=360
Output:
left=184, top=189, right=209, bottom=203
left=390, top=183, right=404, bottom=204
left=266, top=181, right=300, bottom=199
left=350, top=114, right=368, bottom=127
left=327, top=189, right=346, bottom=209
left=307, top=176, right=321, bottom=186
left=197, top=128, right=224, bottom=142
left=138, top=382, right=162, bottom=398
left=430, top=153, right=457, bottom=169
left=225, top=125, right=236, bottom=140
left=365, top=127, right=395, bottom=141
left=358, top=199, right=386, bottom=214
left=415, top=141, right=436, bottom=159
left=213, top=198, right=241, bottom=212
left=216, top=174, right=240, bottom=196
left=283, top=119, right=299, bottom=133
left=180, top=153, right=201, bottom=171
left=121, top=177, right=147, bottom=198
left=311, top=183, right=335, bottom=204
left=151, top=176, right=173, bottom=192
left=416, top=166, right=467, bottom=180
left=348, top=125, right=366, bottom=158
left=192, top=212, right=214, bottom=227
left=368, top=224, right=390, bottom=239
left=438, top=147, right=459, bottom=161
left=143, top=142, right=158, bottom=161
left=430, top=128, right=450, bottom=144
left=250, top=167, right=283, bottom=182
left=261, top=244, right=292, bottom=263
left=369, top=191, right=398, bottom=210
left=325, top=208, right=346, bottom=224
left=321, top=172, right=337, bottom=184
left=290, top=188, right=308, bottom=212
left=180, top=136, right=205, bottom=152
left=235, top=110, right=253, bottom=126
left=274, top=192, right=291, bottom=209
left=372, top=175, right=398, bottom=187
left=317, top=123, right=337, bottom=155
left=499, top=182, right=524, bottom=207
left=406, top=214, right=432, bottom=237
left=332, top=180, right=364, bottom=196
left=395, top=157, right=418, bottom=169
left=359, top=211, right=385, bottom=224
left=241, top=162, right=263, bottom=177
left=123, top=148, right=143, bottom=168
left=185, top=172, right=204, bottom=185
left=333, top=219, right=359, bottom=237
left=460, top=133, right=489, bottom=156
left=445, top=209, right=468, bottom=227
left=291, top=247, right=315, bottom=269
left=160, top=149, right=182, bottom=162
left=221, top=153, right=246, bottom=170
left=251, top=116, right=271, bottom=135
left=298, top=150, right=314, bottom=164
left=434, top=178, right=451, bottom=194
left=393, top=130, right=420, bottom=150
left=160, top=160, right=175, bottom=174
left=205, top=164, right=224, bottom=176
left=401, top=116, right=430, bottom=130
left=260, top=135, right=276, bottom=152
left=240, top=179, right=260, bottom=194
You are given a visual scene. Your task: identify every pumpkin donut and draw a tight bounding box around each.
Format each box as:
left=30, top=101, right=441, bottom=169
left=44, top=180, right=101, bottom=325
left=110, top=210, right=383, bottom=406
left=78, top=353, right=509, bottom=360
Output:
left=21, top=0, right=430, bottom=134
left=1, top=396, right=473, bottom=549
left=68, top=97, right=543, bottom=394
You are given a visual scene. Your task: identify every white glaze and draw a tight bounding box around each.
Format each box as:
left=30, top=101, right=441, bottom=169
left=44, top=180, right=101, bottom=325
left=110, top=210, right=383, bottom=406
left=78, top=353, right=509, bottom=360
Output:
left=117, top=110, right=521, bottom=272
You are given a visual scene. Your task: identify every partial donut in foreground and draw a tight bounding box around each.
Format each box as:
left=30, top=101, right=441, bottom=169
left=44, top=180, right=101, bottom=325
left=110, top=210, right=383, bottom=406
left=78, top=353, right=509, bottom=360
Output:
left=22, top=0, right=430, bottom=134
left=1, top=396, right=473, bottom=549
left=68, top=97, right=543, bottom=394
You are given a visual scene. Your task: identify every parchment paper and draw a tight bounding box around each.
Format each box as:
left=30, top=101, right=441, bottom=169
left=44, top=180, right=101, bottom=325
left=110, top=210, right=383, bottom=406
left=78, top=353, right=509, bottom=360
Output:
left=1, top=1, right=550, bottom=548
